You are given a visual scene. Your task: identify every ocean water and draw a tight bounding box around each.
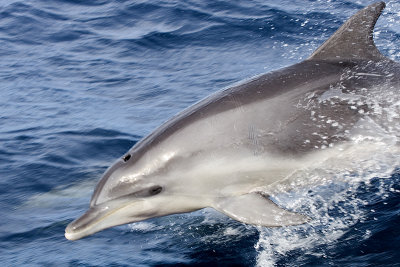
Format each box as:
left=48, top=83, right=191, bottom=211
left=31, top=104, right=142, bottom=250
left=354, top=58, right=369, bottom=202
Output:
left=1, top=0, right=400, bottom=266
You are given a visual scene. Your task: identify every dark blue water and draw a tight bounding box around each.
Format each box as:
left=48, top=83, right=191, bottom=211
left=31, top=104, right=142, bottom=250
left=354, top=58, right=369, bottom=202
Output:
left=1, top=0, right=400, bottom=266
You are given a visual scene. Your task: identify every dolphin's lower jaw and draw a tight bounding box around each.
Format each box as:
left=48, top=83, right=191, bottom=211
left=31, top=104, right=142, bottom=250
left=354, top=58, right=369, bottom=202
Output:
left=65, top=208, right=120, bottom=241
left=65, top=220, right=101, bottom=241
left=65, top=218, right=136, bottom=241
left=65, top=200, right=150, bottom=241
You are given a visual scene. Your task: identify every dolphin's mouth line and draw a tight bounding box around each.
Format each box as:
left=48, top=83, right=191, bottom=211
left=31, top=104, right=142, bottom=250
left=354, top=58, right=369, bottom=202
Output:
left=66, top=200, right=140, bottom=236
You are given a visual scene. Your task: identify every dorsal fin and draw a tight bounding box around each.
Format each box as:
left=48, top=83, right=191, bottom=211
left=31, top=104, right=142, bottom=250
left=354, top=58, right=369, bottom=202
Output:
left=308, top=2, right=387, bottom=61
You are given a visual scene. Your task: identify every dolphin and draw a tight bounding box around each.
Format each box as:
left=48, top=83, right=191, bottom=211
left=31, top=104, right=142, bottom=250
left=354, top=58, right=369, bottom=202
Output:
left=65, top=2, right=400, bottom=240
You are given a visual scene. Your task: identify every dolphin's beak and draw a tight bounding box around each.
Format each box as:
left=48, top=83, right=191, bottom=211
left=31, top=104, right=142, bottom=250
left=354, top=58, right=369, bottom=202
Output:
left=65, top=206, right=111, bottom=241
left=65, top=198, right=151, bottom=240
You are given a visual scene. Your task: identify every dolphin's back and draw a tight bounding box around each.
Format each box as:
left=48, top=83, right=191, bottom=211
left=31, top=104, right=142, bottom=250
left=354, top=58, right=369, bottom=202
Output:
left=130, top=57, right=398, bottom=158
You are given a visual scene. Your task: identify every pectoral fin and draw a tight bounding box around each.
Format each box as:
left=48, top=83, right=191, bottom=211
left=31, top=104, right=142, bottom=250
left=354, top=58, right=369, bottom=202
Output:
left=213, top=193, right=309, bottom=227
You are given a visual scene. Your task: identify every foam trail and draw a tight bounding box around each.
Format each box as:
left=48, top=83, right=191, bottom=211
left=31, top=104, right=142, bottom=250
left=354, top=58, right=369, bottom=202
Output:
left=255, top=138, right=400, bottom=266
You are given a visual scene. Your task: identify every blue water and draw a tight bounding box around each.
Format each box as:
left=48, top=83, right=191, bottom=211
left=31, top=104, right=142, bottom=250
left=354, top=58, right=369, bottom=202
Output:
left=1, top=0, right=400, bottom=266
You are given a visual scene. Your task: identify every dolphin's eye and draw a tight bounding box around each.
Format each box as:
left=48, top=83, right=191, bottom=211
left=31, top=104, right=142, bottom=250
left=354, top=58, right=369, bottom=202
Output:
left=148, top=185, right=162, bottom=196
left=123, top=154, right=131, bottom=162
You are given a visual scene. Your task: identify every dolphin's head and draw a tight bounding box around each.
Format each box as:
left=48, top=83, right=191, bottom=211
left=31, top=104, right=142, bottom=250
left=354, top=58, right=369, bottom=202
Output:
left=65, top=149, right=204, bottom=240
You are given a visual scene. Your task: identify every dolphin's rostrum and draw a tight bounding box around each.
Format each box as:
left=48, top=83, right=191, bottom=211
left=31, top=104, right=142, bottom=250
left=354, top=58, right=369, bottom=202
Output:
left=65, top=2, right=400, bottom=241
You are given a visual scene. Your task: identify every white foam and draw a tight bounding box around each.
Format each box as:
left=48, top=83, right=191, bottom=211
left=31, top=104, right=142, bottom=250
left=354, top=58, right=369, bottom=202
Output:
left=255, top=134, right=400, bottom=266
left=223, top=227, right=241, bottom=236
left=129, top=222, right=160, bottom=232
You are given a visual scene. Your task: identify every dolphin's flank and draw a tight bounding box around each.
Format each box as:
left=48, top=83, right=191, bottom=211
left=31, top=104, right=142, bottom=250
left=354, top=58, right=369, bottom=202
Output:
left=65, top=2, right=400, bottom=241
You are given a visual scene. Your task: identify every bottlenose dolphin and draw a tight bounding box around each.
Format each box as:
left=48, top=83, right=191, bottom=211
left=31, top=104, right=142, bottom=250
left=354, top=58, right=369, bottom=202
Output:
left=65, top=2, right=400, bottom=240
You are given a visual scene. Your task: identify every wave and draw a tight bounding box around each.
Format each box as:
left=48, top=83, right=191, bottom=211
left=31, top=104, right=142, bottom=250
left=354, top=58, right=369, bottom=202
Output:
left=0, top=0, right=344, bottom=50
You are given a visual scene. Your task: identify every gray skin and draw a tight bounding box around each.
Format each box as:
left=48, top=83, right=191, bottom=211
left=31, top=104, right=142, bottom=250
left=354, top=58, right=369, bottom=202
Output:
left=65, top=2, right=400, bottom=240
